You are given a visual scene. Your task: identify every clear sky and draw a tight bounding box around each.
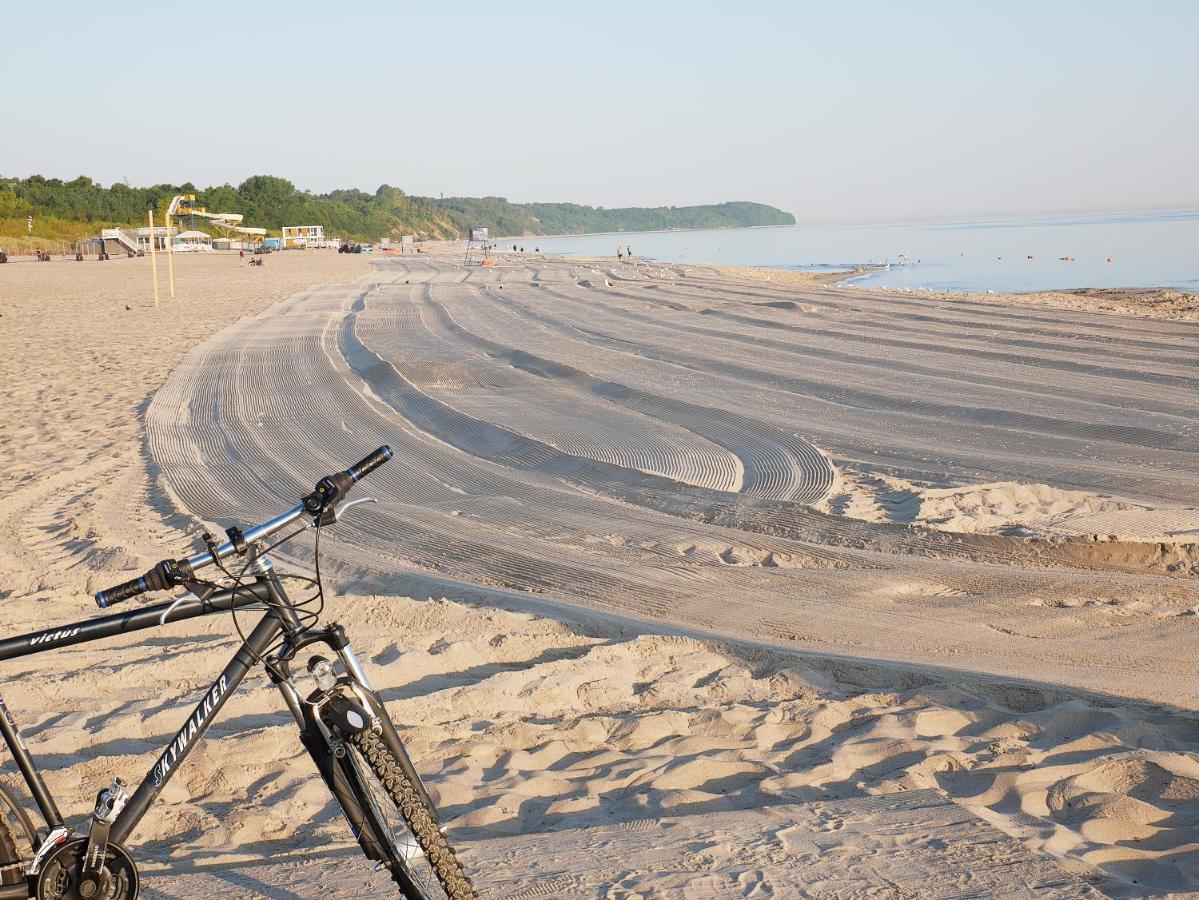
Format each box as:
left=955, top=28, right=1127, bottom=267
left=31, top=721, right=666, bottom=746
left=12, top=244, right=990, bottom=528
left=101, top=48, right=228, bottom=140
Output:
left=3, top=0, right=1196, bottom=222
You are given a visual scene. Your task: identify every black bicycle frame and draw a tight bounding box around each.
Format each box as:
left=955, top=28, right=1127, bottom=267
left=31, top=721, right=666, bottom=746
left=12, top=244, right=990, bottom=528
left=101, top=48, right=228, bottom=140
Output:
left=0, top=576, right=293, bottom=846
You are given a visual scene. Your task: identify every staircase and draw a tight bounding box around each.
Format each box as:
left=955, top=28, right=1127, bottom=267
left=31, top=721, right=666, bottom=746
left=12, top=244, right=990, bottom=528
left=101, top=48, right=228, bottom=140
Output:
left=100, top=228, right=141, bottom=256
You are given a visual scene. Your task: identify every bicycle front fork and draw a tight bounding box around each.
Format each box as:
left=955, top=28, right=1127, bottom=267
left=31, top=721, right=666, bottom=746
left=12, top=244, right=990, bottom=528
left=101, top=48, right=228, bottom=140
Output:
left=269, top=626, right=439, bottom=821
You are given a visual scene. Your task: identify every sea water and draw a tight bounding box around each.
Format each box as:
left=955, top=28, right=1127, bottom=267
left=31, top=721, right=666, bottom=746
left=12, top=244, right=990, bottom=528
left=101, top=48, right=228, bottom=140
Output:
left=525, top=209, right=1199, bottom=293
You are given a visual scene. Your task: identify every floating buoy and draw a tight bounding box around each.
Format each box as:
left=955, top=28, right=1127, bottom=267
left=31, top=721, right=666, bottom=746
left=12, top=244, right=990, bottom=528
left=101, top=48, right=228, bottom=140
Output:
left=1107, top=257, right=1113, bottom=263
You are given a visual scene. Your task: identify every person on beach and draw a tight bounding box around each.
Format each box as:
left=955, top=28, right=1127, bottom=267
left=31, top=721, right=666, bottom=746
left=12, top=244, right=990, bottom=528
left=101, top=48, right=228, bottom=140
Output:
left=617, top=247, right=623, bottom=261
left=627, top=244, right=633, bottom=259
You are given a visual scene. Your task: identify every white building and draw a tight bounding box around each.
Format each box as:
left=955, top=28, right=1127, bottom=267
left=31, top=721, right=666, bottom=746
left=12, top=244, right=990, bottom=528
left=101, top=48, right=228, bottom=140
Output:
left=173, top=230, right=213, bottom=252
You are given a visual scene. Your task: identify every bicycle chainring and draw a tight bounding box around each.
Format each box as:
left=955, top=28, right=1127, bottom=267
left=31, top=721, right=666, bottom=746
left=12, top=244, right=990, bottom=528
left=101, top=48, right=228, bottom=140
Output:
left=35, top=838, right=139, bottom=900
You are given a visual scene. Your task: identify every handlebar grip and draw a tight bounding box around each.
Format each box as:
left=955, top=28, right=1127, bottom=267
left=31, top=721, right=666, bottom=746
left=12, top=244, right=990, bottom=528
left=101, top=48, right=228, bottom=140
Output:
left=346, top=445, right=392, bottom=483
left=303, top=446, right=394, bottom=516
left=95, top=559, right=174, bottom=608
left=95, top=575, right=150, bottom=609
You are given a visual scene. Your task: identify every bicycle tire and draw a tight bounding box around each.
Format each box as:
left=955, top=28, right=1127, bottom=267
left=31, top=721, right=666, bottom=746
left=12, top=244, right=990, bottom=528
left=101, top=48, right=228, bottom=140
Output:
left=343, top=729, right=475, bottom=899
left=0, top=804, right=23, bottom=887
left=0, top=785, right=36, bottom=852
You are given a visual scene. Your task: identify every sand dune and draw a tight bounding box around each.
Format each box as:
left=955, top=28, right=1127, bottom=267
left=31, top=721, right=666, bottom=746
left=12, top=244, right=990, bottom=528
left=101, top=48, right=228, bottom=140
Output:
left=1, top=250, right=1197, bottom=896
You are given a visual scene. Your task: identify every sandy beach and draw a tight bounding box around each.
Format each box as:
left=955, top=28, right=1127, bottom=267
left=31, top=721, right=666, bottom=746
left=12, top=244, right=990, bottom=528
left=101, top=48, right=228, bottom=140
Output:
left=1, top=249, right=1196, bottom=897
left=712, top=263, right=1199, bottom=322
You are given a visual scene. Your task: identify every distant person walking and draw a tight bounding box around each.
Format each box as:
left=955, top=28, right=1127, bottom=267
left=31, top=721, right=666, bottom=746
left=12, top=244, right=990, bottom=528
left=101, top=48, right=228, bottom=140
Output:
left=627, top=244, right=633, bottom=259
left=617, top=247, right=623, bottom=262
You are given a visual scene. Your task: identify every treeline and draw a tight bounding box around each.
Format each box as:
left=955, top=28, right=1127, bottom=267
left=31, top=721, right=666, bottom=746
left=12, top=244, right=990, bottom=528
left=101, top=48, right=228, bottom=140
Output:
left=436, top=197, right=794, bottom=236
left=0, top=174, right=794, bottom=242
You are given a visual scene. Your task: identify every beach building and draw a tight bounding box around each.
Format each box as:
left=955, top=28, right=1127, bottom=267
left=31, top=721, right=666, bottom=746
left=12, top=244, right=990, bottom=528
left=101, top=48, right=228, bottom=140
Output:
left=282, top=225, right=325, bottom=248
left=135, top=225, right=174, bottom=252
left=99, top=226, right=174, bottom=255
left=173, top=230, right=213, bottom=252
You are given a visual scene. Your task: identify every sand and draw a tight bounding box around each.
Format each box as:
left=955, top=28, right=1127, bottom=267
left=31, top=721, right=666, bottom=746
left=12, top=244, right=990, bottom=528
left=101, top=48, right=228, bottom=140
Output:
left=0, top=249, right=1196, bottom=897
left=979, top=287, right=1199, bottom=322
left=709, top=263, right=870, bottom=288
left=819, top=467, right=1199, bottom=543
left=713, top=260, right=1199, bottom=322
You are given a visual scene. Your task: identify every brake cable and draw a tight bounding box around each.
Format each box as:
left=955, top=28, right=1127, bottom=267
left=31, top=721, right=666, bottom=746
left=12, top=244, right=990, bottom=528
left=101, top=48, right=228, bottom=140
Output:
left=151, top=509, right=333, bottom=681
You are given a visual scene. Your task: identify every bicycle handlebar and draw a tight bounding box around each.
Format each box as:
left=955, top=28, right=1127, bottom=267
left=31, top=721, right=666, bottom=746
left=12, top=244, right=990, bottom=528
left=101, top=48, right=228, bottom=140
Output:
left=95, top=446, right=392, bottom=608
left=347, top=445, right=393, bottom=482
left=93, top=574, right=156, bottom=607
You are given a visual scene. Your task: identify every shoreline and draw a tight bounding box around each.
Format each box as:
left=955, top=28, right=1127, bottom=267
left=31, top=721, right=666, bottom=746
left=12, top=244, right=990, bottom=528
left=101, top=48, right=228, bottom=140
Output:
left=515, top=206, right=1199, bottom=311
left=524, top=243, right=1199, bottom=317
left=523, top=244, right=1199, bottom=321
left=708, top=260, right=1199, bottom=321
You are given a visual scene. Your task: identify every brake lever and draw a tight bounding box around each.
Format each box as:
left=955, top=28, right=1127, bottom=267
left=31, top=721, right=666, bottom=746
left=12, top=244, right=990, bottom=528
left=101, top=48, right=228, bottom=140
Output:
left=318, top=496, right=378, bottom=527
left=158, top=582, right=218, bottom=627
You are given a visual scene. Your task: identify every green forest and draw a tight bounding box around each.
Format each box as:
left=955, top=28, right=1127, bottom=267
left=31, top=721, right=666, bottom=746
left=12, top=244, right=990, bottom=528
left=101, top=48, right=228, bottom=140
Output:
left=0, top=175, right=794, bottom=246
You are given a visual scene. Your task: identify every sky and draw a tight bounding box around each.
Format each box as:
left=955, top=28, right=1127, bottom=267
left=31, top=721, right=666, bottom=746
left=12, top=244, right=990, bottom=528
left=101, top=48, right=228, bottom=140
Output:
left=2, top=0, right=1196, bottom=223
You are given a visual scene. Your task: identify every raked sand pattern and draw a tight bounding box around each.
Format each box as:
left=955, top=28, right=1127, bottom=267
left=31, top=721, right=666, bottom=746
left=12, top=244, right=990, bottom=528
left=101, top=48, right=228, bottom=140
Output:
left=148, top=253, right=1199, bottom=707
left=1, top=250, right=1197, bottom=897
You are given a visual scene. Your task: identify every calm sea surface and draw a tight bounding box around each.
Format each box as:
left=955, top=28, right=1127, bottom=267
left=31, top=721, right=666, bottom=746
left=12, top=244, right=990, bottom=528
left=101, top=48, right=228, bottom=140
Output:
left=524, top=209, right=1199, bottom=293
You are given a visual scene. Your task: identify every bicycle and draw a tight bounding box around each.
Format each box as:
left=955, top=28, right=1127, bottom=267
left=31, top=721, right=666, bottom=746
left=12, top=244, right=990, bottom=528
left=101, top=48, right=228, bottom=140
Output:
left=0, top=447, right=476, bottom=899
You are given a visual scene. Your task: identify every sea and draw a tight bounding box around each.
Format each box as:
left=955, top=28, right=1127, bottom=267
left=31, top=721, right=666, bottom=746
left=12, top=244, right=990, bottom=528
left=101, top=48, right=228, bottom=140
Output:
left=521, top=208, right=1199, bottom=293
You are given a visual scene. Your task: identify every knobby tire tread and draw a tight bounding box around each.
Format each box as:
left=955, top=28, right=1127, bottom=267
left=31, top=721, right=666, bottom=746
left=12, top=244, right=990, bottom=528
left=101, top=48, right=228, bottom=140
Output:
left=348, top=729, right=476, bottom=900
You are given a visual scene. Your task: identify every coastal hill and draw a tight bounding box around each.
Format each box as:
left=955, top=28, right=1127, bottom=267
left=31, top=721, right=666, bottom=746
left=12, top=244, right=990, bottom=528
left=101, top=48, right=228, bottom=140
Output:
left=0, top=174, right=794, bottom=246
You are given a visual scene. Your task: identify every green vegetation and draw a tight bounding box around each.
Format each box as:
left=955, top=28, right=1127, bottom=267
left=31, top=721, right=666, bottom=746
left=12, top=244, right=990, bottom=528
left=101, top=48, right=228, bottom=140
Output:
left=433, top=197, right=794, bottom=236
left=0, top=174, right=794, bottom=246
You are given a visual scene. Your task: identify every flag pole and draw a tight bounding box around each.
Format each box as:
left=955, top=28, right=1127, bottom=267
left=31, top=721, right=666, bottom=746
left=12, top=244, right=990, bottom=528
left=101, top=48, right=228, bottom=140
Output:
left=148, top=209, right=160, bottom=308
left=165, top=210, right=176, bottom=299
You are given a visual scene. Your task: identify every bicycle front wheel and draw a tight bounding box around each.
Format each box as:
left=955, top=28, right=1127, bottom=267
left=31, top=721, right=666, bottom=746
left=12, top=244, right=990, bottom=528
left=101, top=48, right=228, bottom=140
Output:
left=340, top=728, right=475, bottom=899
left=0, top=818, right=22, bottom=888
left=0, top=783, right=34, bottom=887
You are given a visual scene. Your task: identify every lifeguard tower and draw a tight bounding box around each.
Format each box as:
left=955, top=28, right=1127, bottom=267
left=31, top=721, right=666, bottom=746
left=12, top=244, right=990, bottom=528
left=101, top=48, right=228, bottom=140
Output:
left=463, top=226, right=491, bottom=267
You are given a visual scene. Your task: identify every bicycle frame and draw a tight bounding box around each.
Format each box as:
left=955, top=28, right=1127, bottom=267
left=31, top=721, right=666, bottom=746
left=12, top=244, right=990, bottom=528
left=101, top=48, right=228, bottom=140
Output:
left=0, top=554, right=441, bottom=898
left=0, top=575, right=290, bottom=847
